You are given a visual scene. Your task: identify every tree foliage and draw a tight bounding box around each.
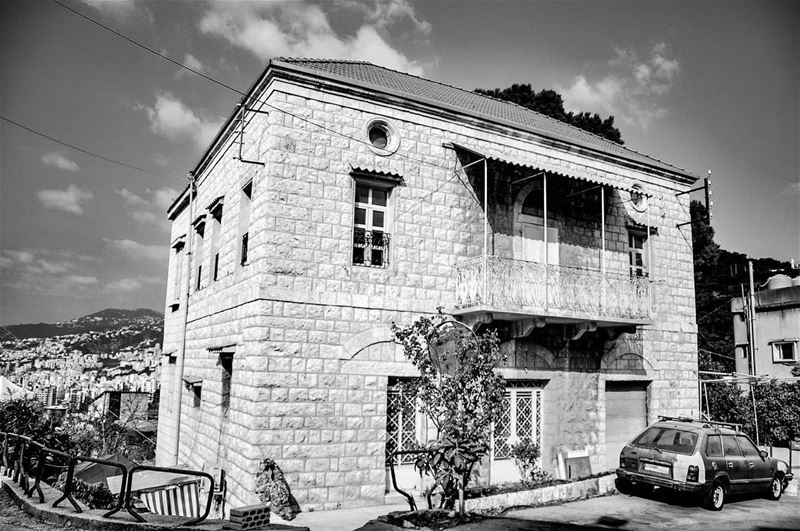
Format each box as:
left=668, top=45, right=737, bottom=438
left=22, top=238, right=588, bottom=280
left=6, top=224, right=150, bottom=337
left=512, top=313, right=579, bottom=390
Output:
left=475, top=84, right=624, bottom=144
left=392, top=313, right=506, bottom=513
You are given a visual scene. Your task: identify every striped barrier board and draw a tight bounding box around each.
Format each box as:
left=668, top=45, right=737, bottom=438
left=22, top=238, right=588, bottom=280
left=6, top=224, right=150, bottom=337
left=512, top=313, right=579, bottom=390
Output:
left=139, top=480, right=201, bottom=517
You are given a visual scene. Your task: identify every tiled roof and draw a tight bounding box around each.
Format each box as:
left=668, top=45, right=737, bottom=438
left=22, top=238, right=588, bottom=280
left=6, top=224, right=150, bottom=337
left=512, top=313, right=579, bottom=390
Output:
left=273, top=58, right=694, bottom=178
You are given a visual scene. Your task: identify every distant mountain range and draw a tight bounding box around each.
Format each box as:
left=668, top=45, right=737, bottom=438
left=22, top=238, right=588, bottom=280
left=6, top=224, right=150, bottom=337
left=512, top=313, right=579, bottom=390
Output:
left=2, top=308, right=163, bottom=340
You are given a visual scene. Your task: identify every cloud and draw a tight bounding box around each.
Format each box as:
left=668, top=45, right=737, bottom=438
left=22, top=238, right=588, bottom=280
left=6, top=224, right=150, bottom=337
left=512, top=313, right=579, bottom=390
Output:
left=104, top=238, right=166, bottom=262
left=183, top=53, right=205, bottom=72
left=140, top=92, right=221, bottom=147
left=785, top=181, right=800, bottom=195
left=105, top=276, right=160, bottom=292
left=37, top=185, right=93, bottom=214
left=113, top=186, right=146, bottom=206
left=42, top=152, right=79, bottom=171
left=66, top=275, right=98, bottom=285
left=152, top=187, right=179, bottom=211
left=0, top=249, right=99, bottom=297
left=113, top=186, right=176, bottom=230
left=558, top=42, right=680, bottom=129
left=198, top=0, right=426, bottom=75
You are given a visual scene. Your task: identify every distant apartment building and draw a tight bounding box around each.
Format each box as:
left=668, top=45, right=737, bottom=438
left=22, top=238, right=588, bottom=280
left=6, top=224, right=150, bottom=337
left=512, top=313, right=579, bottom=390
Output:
left=732, top=274, right=800, bottom=379
left=156, top=59, right=700, bottom=513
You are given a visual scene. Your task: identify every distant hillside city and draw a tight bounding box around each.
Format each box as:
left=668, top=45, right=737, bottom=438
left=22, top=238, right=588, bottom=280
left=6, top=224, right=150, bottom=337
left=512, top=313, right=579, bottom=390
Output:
left=0, top=308, right=163, bottom=415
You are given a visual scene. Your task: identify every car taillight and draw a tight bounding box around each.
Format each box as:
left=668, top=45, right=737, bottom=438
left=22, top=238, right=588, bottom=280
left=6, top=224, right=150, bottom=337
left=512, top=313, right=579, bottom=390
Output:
left=619, top=456, right=625, bottom=468
left=687, top=465, right=699, bottom=482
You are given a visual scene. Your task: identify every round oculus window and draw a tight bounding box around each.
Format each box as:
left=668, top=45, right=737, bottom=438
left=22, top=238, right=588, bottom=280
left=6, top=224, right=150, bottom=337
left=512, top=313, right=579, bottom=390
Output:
left=364, top=118, right=398, bottom=155
left=368, top=123, right=389, bottom=149
left=630, top=184, right=648, bottom=212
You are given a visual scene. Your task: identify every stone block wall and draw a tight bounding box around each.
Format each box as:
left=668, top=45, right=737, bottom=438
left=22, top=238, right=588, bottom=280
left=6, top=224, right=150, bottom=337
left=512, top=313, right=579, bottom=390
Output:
left=156, top=74, right=698, bottom=513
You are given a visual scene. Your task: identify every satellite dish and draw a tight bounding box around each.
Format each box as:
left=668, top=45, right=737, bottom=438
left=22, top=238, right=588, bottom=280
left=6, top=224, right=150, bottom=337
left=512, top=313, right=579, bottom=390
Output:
left=428, top=321, right=477, bottom=377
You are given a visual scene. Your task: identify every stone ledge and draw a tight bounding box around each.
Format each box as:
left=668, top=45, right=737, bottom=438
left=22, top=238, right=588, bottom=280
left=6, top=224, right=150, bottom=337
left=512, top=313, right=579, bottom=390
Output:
left=464, top=474, right=617, bottom=512
left=1, top=479, right=307, bottom=531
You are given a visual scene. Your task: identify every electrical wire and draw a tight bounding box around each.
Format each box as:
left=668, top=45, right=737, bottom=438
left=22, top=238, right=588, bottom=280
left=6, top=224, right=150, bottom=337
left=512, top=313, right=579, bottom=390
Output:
left=48, top=0, right=589, bottom=204
left=0, top=115, right=175, bottom=178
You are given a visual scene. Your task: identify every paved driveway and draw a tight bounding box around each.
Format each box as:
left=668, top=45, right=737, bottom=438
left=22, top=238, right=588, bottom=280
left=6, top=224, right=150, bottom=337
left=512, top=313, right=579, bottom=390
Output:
left=490, top=490, right=800, bottom=531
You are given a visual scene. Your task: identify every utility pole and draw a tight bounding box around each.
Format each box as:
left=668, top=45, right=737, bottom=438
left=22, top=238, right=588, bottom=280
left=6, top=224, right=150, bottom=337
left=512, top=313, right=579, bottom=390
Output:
left=748, top=260, right=758, bottom=376
left=747, top=260, right=760, bottom=446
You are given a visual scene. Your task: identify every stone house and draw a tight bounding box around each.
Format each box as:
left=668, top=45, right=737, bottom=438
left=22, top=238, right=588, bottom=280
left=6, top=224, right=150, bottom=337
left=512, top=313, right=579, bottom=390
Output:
left=731, top=274, right=800, bottom=380
left=155, top=58, right=700, bottom=513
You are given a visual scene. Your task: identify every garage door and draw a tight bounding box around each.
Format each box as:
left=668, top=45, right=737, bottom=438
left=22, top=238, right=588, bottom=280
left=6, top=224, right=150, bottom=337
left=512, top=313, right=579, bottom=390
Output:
left=605, top=381, right=648, bottom=470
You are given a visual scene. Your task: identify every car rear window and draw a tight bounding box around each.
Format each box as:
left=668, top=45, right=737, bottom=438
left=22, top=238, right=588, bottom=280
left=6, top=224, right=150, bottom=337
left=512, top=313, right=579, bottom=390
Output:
left=633, top=427, right=699, bottom=454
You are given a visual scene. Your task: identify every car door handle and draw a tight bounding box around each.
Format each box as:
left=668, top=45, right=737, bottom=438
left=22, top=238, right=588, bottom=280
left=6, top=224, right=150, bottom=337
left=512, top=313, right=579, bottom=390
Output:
left=727, top=462, right=734, bottom=468
left=748, top=462, right=754, bottom=468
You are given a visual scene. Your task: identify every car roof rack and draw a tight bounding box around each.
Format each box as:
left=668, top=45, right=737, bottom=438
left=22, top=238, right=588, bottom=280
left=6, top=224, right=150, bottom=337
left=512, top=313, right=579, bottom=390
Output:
left=657, top=416, right=741, bottom=432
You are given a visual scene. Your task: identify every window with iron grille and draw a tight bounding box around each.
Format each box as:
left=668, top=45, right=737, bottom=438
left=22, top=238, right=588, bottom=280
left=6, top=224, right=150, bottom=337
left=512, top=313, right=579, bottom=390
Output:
left=386, top=385, right=421, bottom=465
left=492, top=388, right=542, bottom=460
left=353, top=183, right=390, bottom=268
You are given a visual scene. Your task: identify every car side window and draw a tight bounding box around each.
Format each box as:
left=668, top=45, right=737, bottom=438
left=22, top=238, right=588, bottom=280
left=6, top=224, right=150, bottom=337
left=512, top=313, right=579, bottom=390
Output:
left=736, top=435, right=760, bottom=457
left=705, top=435, right=723, bottom=457
left=721, top=435, right=743, bottom=457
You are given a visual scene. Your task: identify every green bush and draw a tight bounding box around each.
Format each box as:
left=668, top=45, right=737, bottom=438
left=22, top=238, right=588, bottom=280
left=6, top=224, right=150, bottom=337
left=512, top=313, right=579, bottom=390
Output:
left=509, top=438, right=552, bottom=485
left=53, top=475, right=117, bottom=509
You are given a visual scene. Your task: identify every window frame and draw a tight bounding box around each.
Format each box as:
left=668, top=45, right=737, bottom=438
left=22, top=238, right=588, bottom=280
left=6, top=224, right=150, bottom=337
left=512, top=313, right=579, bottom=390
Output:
left=491, top=387, right=542, bottom=461
left=771, top=341, right=798, bottom=363
left=238, top=180, right=253, bottom=267
left=627, top=228, right=649, bottom=278
left=386, top=382, right=425, bottom=466
left=218, top=352, right=234, bottom=417
left=352, top=180, right=392, bottom=269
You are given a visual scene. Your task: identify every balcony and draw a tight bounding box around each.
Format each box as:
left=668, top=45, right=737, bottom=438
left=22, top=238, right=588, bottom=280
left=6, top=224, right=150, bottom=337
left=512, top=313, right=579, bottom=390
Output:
left=454, top=256, right=652, bottom=326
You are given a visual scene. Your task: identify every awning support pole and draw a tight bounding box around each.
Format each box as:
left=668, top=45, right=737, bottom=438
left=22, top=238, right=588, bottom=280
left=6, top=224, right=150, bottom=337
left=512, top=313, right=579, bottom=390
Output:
left=600, top=186, right=606, bottom=313
left=646, top=202, right=652, bottom=317
left=543, top=172, right=548, bottom=310
left=483, top=159, right=488, bottom=305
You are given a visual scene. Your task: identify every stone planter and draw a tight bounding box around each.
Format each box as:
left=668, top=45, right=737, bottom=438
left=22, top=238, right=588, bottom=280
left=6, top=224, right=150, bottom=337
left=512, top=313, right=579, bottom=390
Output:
left=464, top=474, right=616, bottom=513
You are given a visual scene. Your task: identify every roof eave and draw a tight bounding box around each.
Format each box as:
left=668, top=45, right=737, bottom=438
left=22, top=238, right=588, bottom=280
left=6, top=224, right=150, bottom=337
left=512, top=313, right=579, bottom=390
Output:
left=270, top=59, right=699, bottom=184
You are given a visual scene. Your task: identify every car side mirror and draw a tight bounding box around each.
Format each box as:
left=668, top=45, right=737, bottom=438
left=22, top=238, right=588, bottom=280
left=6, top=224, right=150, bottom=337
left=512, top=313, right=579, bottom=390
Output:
left=759, top=450, right=769, bottom=459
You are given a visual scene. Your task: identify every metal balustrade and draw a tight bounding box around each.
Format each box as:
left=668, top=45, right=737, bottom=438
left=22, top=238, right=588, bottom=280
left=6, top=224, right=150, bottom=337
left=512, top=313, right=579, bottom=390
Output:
left=455, top=256, right=652, bottom=322
left=0, top=432, right=213, bottom=525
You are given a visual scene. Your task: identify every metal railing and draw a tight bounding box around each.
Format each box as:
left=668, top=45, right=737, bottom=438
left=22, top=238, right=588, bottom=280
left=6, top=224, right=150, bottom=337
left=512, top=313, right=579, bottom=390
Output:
left=0, top=432, right=213, bottom=525
left=455, top=256, right=652, bottom=322
left=122, top=464, right=214, bottom=526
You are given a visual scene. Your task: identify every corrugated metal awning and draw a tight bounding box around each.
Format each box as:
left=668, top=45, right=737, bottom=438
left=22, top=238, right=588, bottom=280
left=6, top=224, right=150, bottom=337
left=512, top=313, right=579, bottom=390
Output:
left=443, top=142, right=648, bottom=196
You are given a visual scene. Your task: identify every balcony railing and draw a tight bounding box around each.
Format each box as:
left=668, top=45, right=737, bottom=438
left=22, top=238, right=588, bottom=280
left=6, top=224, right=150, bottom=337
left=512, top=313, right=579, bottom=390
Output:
left=455, top=256, right=652, bottom=323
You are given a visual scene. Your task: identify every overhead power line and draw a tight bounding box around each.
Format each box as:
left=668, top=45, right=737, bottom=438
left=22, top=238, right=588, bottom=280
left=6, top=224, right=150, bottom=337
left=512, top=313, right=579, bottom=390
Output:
left=47, top=0, right=480, bottom=179
left=0, top=115, right=174, bottom=178
left=50, top=0, right=244, bottom=97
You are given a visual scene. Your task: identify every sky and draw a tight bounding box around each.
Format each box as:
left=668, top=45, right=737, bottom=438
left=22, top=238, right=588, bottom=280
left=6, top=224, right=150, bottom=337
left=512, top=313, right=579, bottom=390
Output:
left=1, top=0, right=798, bottom=325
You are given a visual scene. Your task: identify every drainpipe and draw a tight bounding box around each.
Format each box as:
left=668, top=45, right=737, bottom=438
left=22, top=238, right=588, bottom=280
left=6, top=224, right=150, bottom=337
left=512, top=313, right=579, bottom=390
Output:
left=172, top=173, right=196, bottom=466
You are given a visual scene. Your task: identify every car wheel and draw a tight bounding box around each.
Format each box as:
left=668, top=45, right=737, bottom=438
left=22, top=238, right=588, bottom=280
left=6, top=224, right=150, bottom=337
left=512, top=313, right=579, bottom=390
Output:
left=766, top=475, right=783, bottom=501
left=615, top=477, right=632, bottom=494
left=703, top=480, right=725, bottom=511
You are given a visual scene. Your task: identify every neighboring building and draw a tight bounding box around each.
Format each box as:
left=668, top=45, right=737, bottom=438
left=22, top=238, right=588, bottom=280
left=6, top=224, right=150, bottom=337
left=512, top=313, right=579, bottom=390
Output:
left=732, top=274, right=800, bottom=380
left=90, top=390, right=151, bottom=427
left=156, top=59, right=700, bottom=513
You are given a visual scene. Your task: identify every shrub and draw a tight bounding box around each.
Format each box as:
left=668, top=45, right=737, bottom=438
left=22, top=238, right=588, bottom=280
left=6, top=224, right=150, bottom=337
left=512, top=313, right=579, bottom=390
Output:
left=509, top=438, right=552, bottom=485
left=53, top=475, right=117, bottom=509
